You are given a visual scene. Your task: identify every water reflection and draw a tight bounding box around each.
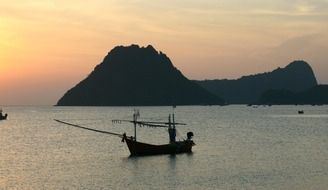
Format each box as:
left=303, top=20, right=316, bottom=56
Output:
left=1, top=106, right=327, bottom=189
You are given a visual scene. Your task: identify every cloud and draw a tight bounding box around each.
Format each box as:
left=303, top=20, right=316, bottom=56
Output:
left=253, top=33, right=328, bottom=83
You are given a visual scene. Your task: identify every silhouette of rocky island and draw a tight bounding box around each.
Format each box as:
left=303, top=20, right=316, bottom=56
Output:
left=57, top=45, right=224, bottom=106
left=260, top=85, right=328, bottom=105
left=195, top=61, right=318, bottom=104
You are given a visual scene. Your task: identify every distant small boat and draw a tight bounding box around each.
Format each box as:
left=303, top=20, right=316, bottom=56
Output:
left=298, top=110, right=304, bottom=114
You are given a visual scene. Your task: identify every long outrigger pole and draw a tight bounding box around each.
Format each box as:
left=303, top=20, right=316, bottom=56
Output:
left=54, top=119, right=123, bottom=137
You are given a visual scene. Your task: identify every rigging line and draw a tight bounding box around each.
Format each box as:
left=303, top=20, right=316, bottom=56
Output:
left=112, top=119, right=186, bottom=125
left=112, top=120, right=186, bottom=127
left=54, top=119, right=123, bottom=138
left=112, top=120, right=169, bottom=128
left=141, top=121, right=186, bottom=125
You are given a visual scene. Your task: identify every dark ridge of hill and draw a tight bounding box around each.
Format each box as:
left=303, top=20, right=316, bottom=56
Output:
left=259, top=85, right=328, bottom=105
left=56, top=44, right=224, bottom=106
left=195, top=60, right=318, bottom=104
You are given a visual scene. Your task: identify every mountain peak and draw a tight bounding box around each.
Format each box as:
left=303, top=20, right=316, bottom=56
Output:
left=57, top=44, right=224, bottom=106
left=106, top=44, right=160, bottom=57
left=285, top=60, right=311, bottom=70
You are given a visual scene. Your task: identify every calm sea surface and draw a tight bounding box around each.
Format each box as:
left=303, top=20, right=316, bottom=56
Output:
left=0, top=105, right=327, bottom=190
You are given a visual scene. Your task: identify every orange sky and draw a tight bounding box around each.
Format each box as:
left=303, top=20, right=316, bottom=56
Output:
left=1, top=0, right=328, bottom=105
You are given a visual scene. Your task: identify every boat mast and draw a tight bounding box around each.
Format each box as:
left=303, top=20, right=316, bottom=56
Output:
left=172, top=105, right=176, bottom=131
left=172, top=112, right=176, bottom=141
left=168, top=107, right=177, bottom=143
left=133, top=110, right=139, bottom=141
left=172, top=112, right=175, bottom=129
left=172, top=106, right=176, bottom=141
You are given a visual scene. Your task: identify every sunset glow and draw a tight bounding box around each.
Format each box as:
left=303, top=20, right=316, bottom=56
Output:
left=0, top=0, right=327, bottom=105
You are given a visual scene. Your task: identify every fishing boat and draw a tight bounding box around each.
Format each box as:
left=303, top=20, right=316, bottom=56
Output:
left=55, top=110, right=195, bottom=156
left=0, top=109, right=7, bottom=120
left=113, top=110, right=195, bottom=156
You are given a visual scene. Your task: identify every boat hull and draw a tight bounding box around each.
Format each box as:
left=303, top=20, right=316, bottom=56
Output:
left=123, top=136, right=195, bottom=156
left=0, top=114, right=7, bottom=120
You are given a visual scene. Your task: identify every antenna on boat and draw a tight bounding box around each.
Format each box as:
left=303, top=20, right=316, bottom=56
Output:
left=172, top=105, right=176, bottom=114
left=172, top=105, right=176, bottom=128
left=133, top=109, right=140, bottom=141
left=168, top=106, right=177, bottom=143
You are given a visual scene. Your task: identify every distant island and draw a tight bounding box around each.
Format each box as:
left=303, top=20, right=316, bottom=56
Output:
left=259, top=85, right=328, bottom=105
left=57, top=45, right=224, bottom=106
left=195, top=61, right=318, bottom=104
left=57, top=44, right=326, bottom=106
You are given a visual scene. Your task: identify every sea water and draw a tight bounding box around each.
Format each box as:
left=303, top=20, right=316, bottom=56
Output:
left=0, top=105, right=327, bottom=190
